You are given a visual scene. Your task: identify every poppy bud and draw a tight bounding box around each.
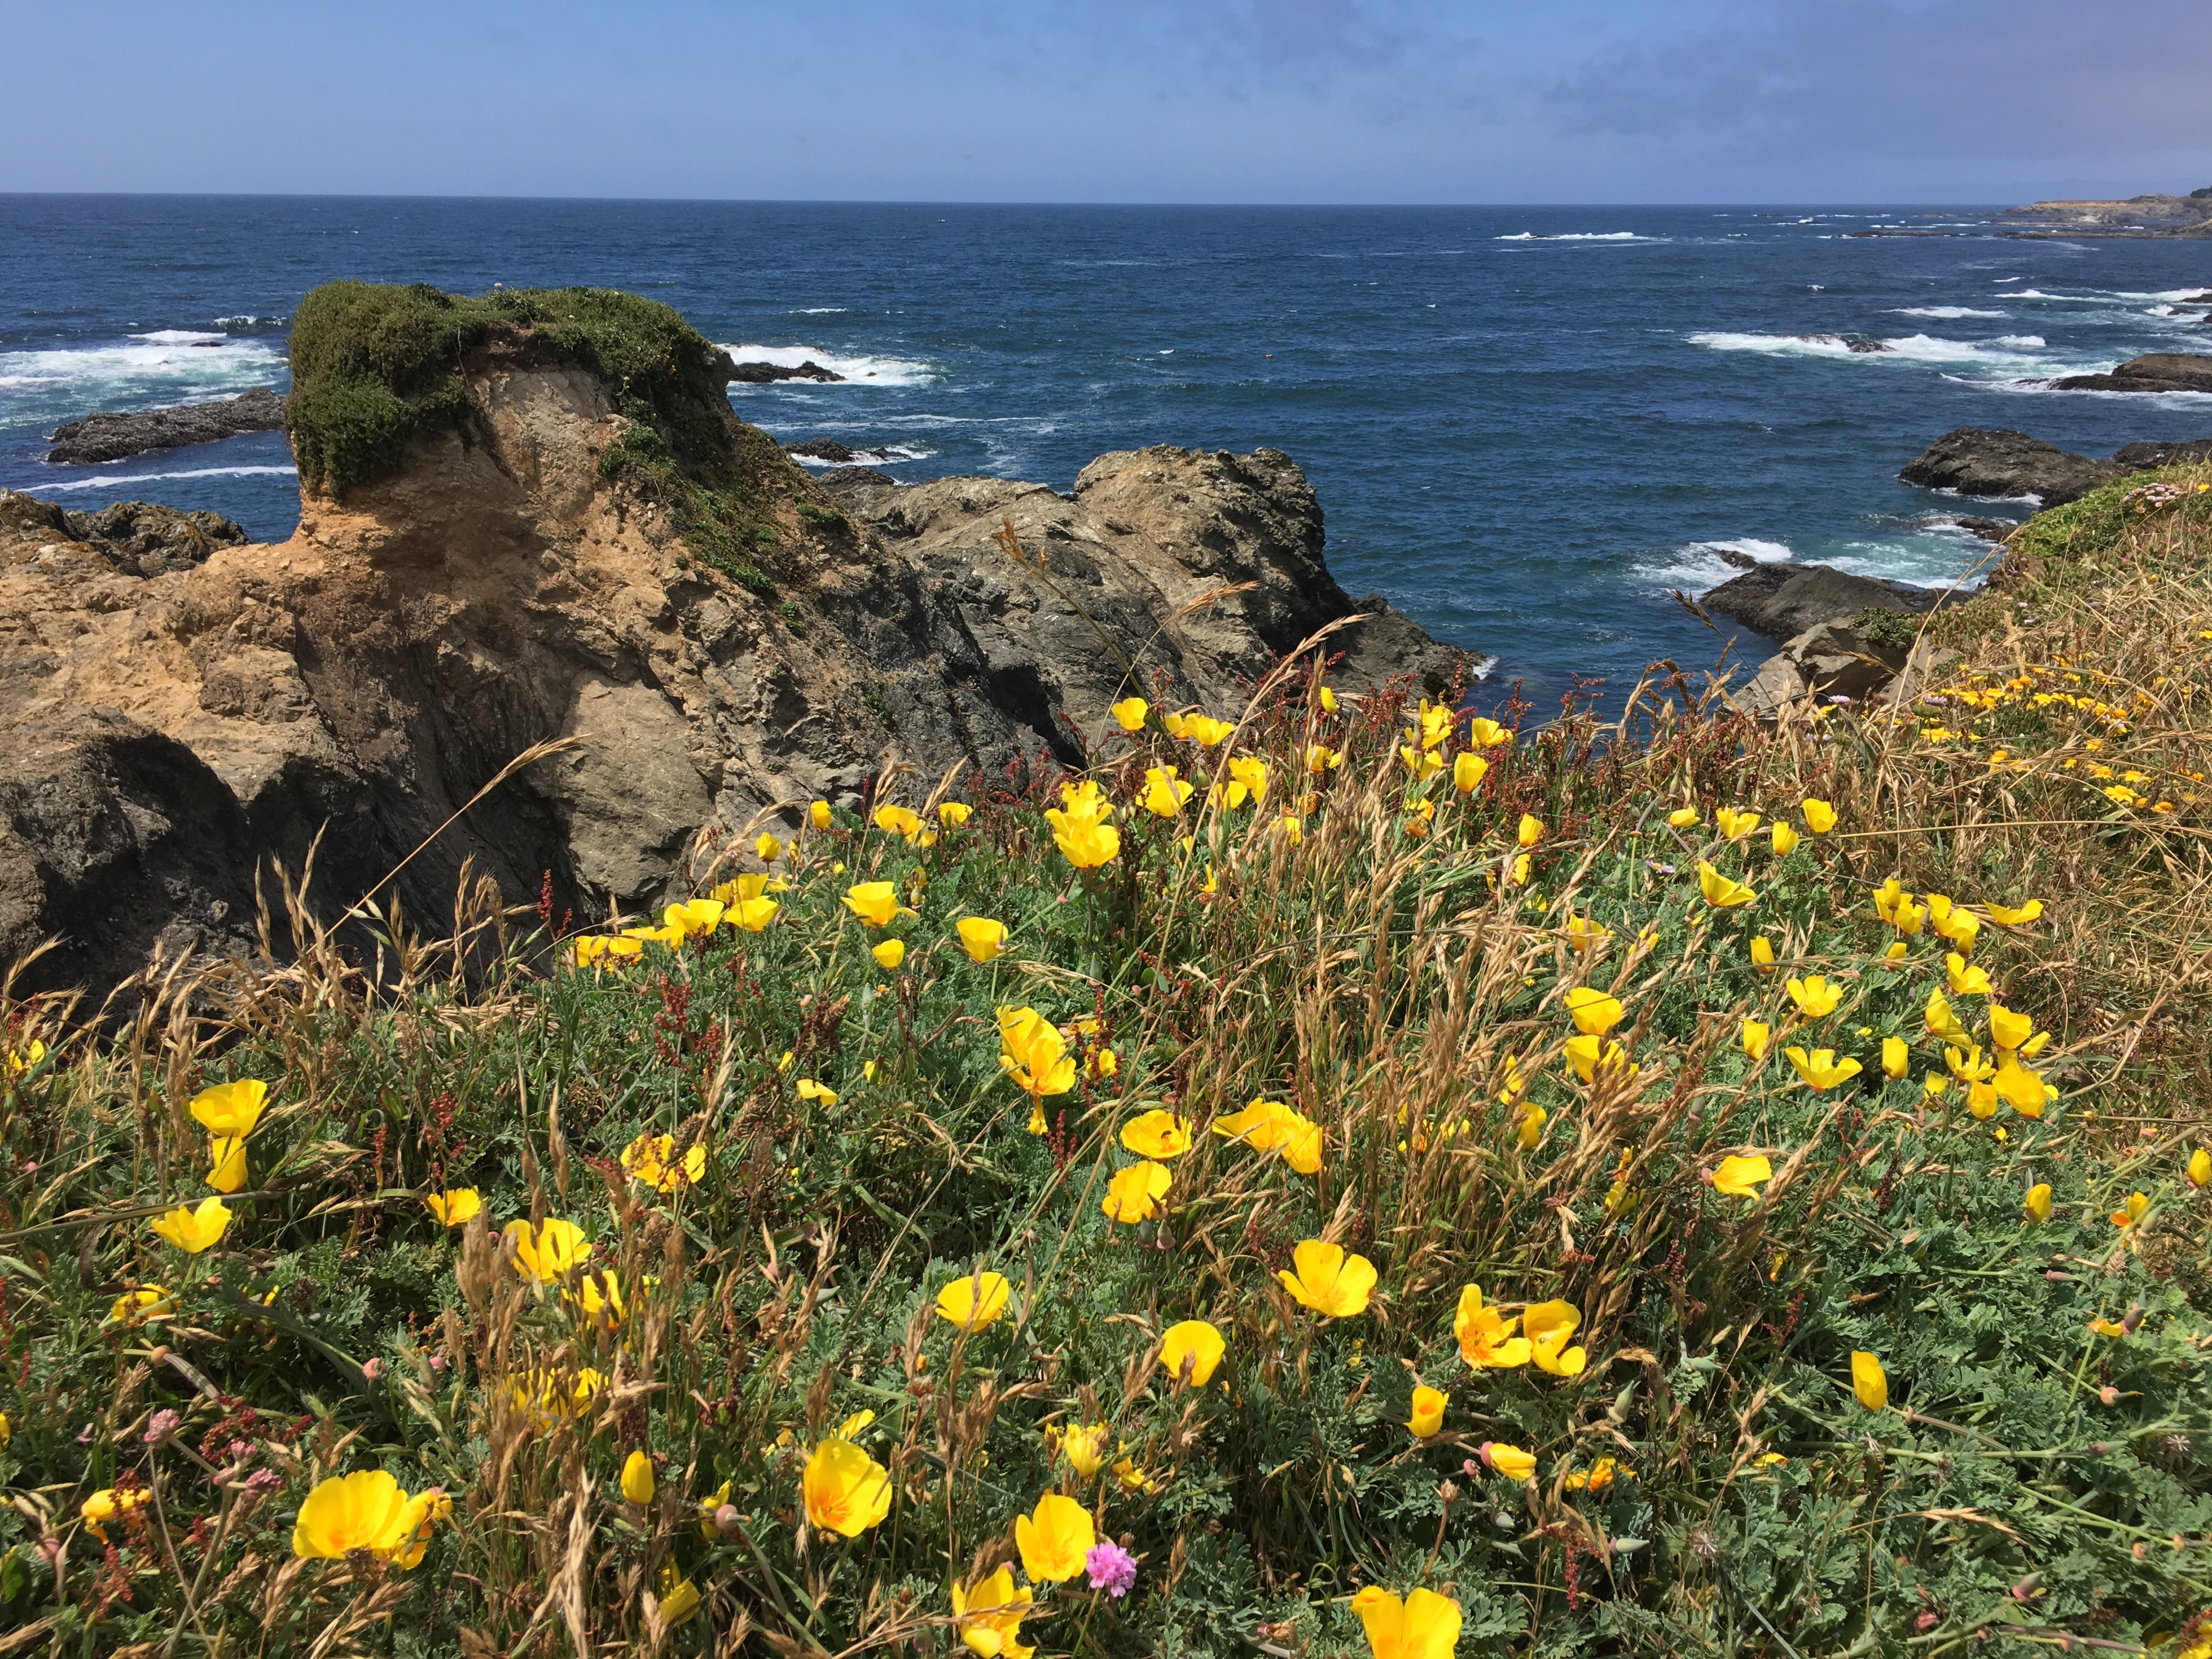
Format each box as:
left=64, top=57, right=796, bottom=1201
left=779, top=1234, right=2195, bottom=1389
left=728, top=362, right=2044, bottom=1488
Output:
left=714, top=1504, right=742, bottom=1535
left=2098, top=1386, right=2120, bottom=1406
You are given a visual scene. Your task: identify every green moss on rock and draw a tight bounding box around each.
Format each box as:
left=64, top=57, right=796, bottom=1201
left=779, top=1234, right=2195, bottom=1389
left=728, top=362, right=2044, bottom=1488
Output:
left=286, top=280, right=736, bottom=496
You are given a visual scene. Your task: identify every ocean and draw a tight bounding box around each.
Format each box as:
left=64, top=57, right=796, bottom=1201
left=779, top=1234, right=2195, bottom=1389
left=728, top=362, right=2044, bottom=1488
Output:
left=3, top=196, right=2209, bottom=705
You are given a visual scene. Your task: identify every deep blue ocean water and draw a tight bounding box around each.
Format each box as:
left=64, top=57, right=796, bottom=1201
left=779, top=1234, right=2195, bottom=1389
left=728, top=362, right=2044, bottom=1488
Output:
left=4, top=196, right=2210, bottom=703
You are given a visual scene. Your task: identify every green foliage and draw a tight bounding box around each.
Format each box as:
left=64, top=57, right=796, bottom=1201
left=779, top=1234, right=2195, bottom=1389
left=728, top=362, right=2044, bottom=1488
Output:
left=1850, top=606, right=1923, bottom=652
left=797, top=500, right=850, bottom=532
left=287, top=280, right=732, bottom=496
left=7, top=469, right=2212, bottom=1656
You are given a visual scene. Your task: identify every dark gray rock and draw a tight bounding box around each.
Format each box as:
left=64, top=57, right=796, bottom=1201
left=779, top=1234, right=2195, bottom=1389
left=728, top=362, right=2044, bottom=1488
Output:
left=729, top=358, right=843, bottom=384
left=0, top=490, right=247, bottom=578
left=1900, top=428, right=2122, bottom=506
left=816, top=466, right=896, bottom=493
left=1703, top=563, right=1956, bottom=644
left=2052, top=353, right=2212, bottom=394
left=2112, top=437, right=2212, bottom=470
left=0, top=707, right=262, bottom=1003
left=47, top=387, right=286, bottom=465
left=1915, top=514, right=2022, bottom=541
left=1792, top=334, right=1892, bottom=353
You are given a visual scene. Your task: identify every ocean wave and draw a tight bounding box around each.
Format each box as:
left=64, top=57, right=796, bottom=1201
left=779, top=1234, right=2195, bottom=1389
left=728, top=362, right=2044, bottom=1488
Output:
left=1689, top=330, right=2091, bottom=376
left=785, top=443, right=934, bottom=468
left=1496, top=231, right=1650, bottom=242
left=716, top=342, right=936, bottom=387
left=1820, top=541, right=1991, bottom=589
left=0, top=333, right=287, bottom=399
left=1892, top=306, right=2008, bottom=319
left=1635, top=537, right=1793, bottom=594
left=1988, top=379, right=2212, bottom=403
left=792, top=307, right=848, bottom=314
left=212, top=314, right=286, bottom=327
left=42, top=464, right=297, bottom=492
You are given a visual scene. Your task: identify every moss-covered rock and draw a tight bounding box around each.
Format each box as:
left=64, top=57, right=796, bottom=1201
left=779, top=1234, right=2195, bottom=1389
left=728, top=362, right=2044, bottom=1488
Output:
left=285, top=280, right=735, bottom=495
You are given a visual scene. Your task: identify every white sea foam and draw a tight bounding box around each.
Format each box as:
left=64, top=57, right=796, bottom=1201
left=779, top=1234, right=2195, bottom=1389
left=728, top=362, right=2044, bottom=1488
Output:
left=1690, top=330, right=2080, bottom=377
left=1495, top=231, right=1648, bottom=242
left=792, top=307, right=848, bottom=314
left=1636, top=537, right=1793, bottom=594
left=42, top=465, right=297, bottom=492
left=785, top=443, right=933, bottom=468
left=1893, top=306, right=2008, bottom=319
left=717, top=342, right=936, bottom=387
left=0, top=333, right=287, bottom=399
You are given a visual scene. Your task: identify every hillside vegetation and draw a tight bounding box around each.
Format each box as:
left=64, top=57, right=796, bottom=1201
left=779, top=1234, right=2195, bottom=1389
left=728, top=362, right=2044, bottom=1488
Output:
left=3, top=470, right=2211, bottom=1659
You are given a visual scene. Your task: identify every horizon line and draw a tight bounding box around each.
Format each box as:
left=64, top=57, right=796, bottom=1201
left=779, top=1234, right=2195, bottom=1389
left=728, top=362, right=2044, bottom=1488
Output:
left=0, top=189, right=2029, bottom=210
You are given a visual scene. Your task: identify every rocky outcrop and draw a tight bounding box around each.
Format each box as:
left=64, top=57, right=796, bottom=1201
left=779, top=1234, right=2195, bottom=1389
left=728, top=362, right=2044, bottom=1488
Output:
left=729, top=359, right=842, bottom=383
left=2052, top=354, right=2212, bottom=395
left=0, top=283, right=1470, bottom=998
left=1900, top=427, right=2212, bottom=505
left=1995, top=195, right=2212, bottom=236
left=0, top=491, right=249, bottom=578
left=786, top=438, right=896, bottom=464
left=828, top=450, right=1467, bottom=721
left=1702, top=563, right=1959, bottom=645
left=47, top=387, right=286, bottom=465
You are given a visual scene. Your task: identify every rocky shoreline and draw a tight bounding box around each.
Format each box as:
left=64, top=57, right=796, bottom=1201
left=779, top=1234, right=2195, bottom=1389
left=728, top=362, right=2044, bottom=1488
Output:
left=0, top=283, right=1474, bottom=1000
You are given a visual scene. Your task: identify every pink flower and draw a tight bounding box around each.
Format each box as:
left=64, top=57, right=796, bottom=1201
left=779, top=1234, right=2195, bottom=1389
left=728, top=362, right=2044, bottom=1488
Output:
left=1086, top=1541, right=1138, bottom=1598
left=143, top=1408, right=181, bottom=1446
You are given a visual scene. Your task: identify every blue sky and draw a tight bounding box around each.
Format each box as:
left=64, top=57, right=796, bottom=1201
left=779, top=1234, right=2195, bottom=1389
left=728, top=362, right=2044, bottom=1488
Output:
left=5, top=0, right=2207, bottom=202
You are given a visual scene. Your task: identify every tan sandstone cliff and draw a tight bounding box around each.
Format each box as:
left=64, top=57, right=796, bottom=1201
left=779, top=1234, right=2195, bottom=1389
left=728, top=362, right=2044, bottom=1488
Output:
left=0, top=295, right=1466, bottom=998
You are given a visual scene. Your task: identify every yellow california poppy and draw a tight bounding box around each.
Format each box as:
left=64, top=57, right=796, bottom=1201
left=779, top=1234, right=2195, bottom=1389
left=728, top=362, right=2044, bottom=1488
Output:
left=1712, top=1154, right=1771, bottom=1199
left=956, top=917, right=1009, bottom=962
left=952, top=1565, right=1035, bottom=1658
left=505, top=1217, right=591, bottom=1282
left=1278, top=1240, right=1376, bottom=1318
left=803, top=1437, right=893, bottom=1536
left=1850, top=1351, right=1888, bottom=1411
left=1159, top=1318, right=1226, bottom=1386
left=1786, top=975, right=1842, bottom=1018
left=189, top=1079, right=269, bottom=1137
left=1120, top=1109, right=1193, bottom=1158
left=1014, top=1493, right=1094, bottom=1582
left=842, top=882, right=902, bottom=927
left=1407, top=1385, right=1446, bottom=1437
left=425, top=1188, right=482, bottom=1228
left=1697, top=862, right=1756, bottom=908
left=1801, top=798, right=1837, bottom=833
left=149, top=1196, right=232, bottom=1254
left=1351, top=1586, right=1463, bottom=1659
left=1454, top=1285, right=1531, bottom=1369
left=1483, top=1442, right=1538, bottom=1481
left=1784, top=1047, right=1863, bottom=1091
left=1102, top=1161, right=1172, bottom=1222
left=935, top=1269, right=1012, bottom=1330
left=1110, top=696, right=1149, bottom=732
left=1563, top=986, right=1624, bottom=1035
left=622, top=1449, right=656, bottom=1505
left=1523, top=1300, right=1587, bottom=1376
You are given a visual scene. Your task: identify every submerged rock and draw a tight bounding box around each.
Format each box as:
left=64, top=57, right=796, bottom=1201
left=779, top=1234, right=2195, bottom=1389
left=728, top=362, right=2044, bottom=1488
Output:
left=729, top=358, right=843, bottom=383
left=47, top=386, right=286, bottom=465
